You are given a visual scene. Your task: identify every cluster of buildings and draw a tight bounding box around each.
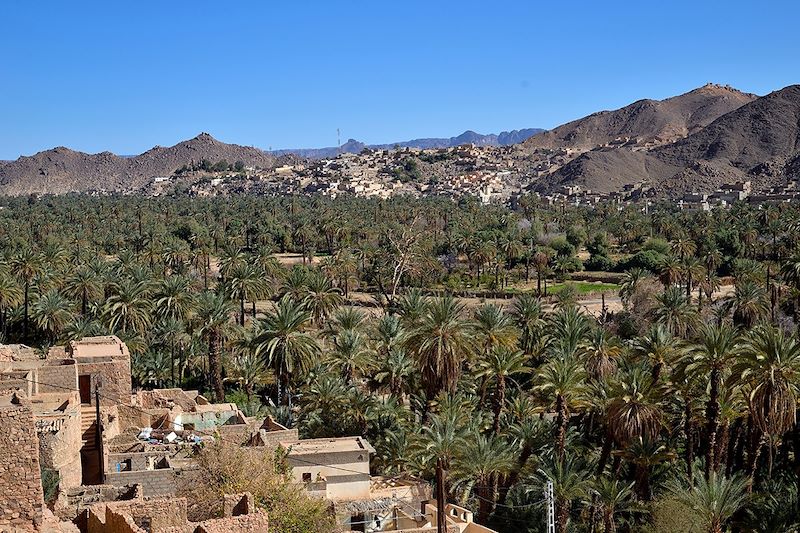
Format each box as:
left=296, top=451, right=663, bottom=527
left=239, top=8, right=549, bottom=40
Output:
left=147, top=143, right=567, bottom=206
left=677, top=180, right=800, bottom=210
left=0, top=336, right=496, bottom=533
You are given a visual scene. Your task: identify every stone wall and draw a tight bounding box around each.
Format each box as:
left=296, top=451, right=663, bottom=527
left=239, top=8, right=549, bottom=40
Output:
left=35, top=361, right=78, bottom=395
left=194, top=513, right=270, bottom=532
left=104, top=468, right=184, bottom=497
left=76, top=358, right=132, bottom=407
left=87, top=498, right=188, bottom=533
left=36, top=404, right=83, bottom=489
left=0, top=394, right=44, bottom=531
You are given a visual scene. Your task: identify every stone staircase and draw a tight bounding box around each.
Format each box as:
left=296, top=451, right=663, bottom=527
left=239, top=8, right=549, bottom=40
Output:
left=81, top=405, right=97, bottom=450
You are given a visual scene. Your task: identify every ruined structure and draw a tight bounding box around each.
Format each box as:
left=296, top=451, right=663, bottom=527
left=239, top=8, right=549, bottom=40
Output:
left=0, top=392, right=45, bottom=532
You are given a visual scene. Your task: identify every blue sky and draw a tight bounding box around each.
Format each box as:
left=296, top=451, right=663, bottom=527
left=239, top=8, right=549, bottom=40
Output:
left=1, top=1, right=798, bottom=159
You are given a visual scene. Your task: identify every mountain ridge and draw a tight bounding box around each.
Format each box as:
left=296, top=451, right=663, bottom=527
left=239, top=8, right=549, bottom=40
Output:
left=270, top=128, right=544, bottom=158
left=538, top=84, right=800, bottom=196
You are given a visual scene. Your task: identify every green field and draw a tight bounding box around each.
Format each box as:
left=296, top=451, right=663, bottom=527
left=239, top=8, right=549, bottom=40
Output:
left=547, top=281, right=620, bottom=295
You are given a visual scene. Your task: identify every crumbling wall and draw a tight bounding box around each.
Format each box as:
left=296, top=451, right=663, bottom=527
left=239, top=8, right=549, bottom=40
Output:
left=88, top=498, right=188, bottom=533
left=0, top=394, right=44, bottom=531
left=194, top=513, right=270, bottom=532
left=104, top=468, right=180, bottom=497
left=36, top=407, right=83, bottom=489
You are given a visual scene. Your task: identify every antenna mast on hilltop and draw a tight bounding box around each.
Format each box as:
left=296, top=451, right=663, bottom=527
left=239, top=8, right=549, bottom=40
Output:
left=337, top=128, right=341, bottom=154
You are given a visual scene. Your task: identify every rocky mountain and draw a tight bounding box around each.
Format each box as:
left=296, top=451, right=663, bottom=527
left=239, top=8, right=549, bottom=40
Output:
left=522, top=84, right=757, bottom=152
left=538, top=85, right=800, bottom=195
left=0, top=133, right=275, bottom=195
left=271, top=128, right=544, bottom=158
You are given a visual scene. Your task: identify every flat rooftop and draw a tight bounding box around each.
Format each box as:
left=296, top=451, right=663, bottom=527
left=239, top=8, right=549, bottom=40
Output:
left=70, top=336, right=128, bottom=357
left=281, top=436, right=374, bottom=455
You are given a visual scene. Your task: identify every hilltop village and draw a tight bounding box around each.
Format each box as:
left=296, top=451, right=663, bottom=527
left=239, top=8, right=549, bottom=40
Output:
left=142, top=142, right=800, bottom=210
left=1, top=336, right=495, bottom=533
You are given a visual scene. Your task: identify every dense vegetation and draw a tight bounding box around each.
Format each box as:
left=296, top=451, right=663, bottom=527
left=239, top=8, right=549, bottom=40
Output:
left=3, top=193, right=800, bottom=532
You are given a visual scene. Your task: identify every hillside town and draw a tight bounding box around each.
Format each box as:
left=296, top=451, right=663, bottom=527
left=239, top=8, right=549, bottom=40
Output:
left=1, top=336, right=496, bottom=533
left=140, top=141, right=800, bottom=211
left=143, top=143, right=571, bottom=206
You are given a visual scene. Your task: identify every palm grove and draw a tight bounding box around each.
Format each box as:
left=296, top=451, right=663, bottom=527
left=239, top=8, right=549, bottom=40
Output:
left=2, top=193, right=800, bottom=533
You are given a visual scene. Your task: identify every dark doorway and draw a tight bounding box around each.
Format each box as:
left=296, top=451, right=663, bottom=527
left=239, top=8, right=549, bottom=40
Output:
left=350, top=513, right=365, bottom=532
left=79, top=375, right=92, bottom=404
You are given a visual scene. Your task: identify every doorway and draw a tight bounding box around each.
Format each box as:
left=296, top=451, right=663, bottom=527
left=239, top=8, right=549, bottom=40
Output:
left=79, top=375, right=92, bottom=404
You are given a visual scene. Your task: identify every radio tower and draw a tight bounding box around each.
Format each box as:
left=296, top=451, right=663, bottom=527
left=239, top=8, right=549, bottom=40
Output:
left=337, top=128, right=341, bottom=154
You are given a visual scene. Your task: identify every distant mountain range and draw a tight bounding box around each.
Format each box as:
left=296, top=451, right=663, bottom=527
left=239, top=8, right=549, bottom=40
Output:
left=270, top=128, right=545, bottom=158
left=533, top=84, right=800, bottom=196
left=3, top=82, right=800, bottom=198
left=0, top=133, right=275, bottom=196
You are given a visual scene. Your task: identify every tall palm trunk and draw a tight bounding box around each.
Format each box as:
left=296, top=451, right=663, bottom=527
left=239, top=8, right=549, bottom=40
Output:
left=492, top=375, right=506, bottom=435
left=208, top=329, right=224, bottom=402
left=555, top=394, right=567, bottom=461
left=597, top=433, right=612, bottom=475
left=706, top=368, right=721, bottom=476
left=685, top=399, right=694, bottom=484
left=23, top=280, right=29, bottom=339
left=603, top=510, right=616, bottom=533
left=556, top=500, right=570, bottom=533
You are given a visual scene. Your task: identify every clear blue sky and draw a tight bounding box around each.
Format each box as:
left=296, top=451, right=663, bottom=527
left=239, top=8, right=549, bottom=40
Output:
left=1, top=1, right=798, bottom=159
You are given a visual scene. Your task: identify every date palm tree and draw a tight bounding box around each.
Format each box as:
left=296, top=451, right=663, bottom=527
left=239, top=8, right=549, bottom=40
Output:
left=228, top=350, right=271, bottom=402
left=0, top=269, right=22, bottom=339
left=327, top=329, right=373, bottom=383
left=404, top=296, right=475, bottom=406
left=536, top=455, right=591, bottom=533
left=535, top=354, right=589, bottom=461
left=668, top=471, right=749, bottom=533
left=603, top=363, right=663, bottom=475
left=64, top=266, right=102, bottom=316
left=193, top=291, right=233, bottom=402
left=589, top=477, right=635, bottom=533
left=651, top=286, right=697, bottom=338
left=224, top=263, right=268, bottom=325
left=615, top=436, right=675, bottom=500
left=679, top=323, right=740, bottom=474
left=303, top=271, right=343, bottom=327
left=511, top=293, right=546, bottom=357
left=724, top=280, right=768, bottom=328
left=583, top=329, right=623, bottom=382
left=733, top=325, right=800, bottom=478
left=31, top=289, right=73, bottom=343
left=254, top=295, right=320, bottom=406
left=11, top=248, right=43, bottom=339
left=633, top=324, right=677, bottom=383
left=619, top=267, right=650, bottom=307
left=103, top=278, right=153, bottom=335
left=452, top=433, right=516, bottom=524
left=473, top=304, right=519, bottom=354
left=478, top=347, right=531, bottom=434
left=374, top=348, right=414, bottom=400
left=154, top=275, right=196, bottom=323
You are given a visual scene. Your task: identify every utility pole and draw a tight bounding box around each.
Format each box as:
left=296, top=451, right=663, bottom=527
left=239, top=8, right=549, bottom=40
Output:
left=95, top=388, right=104, bottom=484
left=435, top=457, right=447, bottom=533
left=544, top=478, right=555, bottom=533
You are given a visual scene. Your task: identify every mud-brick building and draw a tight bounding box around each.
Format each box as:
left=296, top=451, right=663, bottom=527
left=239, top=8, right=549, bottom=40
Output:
left=66, top=336, right=132, bottom=407
left=0, top=391, right=45, bottom=532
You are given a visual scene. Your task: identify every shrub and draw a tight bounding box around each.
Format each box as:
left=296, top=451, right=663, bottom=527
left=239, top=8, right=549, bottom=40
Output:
left=585, top=254, right=615, bottom=272
left=179, top=440, right=334, bottom=532
left=642, top=237, right=671, bottom=255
